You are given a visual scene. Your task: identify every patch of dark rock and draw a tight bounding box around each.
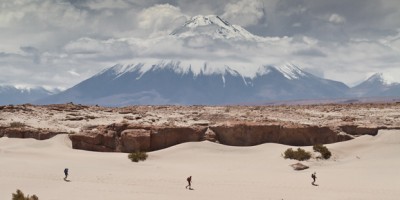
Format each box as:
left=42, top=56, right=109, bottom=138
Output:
left=64, top=116, right=85, bottom=121
left=290, top=163, right=309, bottom=170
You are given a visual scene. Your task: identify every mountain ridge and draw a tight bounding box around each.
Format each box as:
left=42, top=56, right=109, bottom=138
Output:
left=0, top=85, right=58, bottom=105
left=170, top=15, right=263, bottom=41
left=36, top=60, right=351, bottom=106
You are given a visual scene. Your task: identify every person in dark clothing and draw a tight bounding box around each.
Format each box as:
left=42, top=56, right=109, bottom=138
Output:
left=186, top=176, right=192, bottom=189
left=64, top=168, right=69, bottom=180
left=311, top=172, right=317, bottom=185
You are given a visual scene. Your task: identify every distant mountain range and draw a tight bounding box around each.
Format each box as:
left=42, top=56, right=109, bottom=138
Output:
left=36, top=61, right=400, bottom=106
left=0, top=85, right=58, bottom=105
left=350, top=73, right=400, bottom=98
left=37, top=62, right=349, bottom=105
left=2, top=15, right=400, bottom=106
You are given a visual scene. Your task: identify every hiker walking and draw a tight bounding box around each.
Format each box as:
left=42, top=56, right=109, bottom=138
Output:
left=186, top=176, right=192, bottom=189
left=64, top=168, right=69, bottom=180
left=311, top=172, right=317, bottom=185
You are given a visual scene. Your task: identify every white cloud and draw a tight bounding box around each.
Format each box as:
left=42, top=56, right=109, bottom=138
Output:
left=328, top=13, right=346, bottom=24
left=137, top=4, right=188, bottom=37
left=68, top=70, right=81, bottom=77
left=64, top=37, right=133, bottom=60
left=221, top=0, right=265, bottom=27
left=0, top=1, right=87, bottom=28
left=379, top=29, right=400, bottom=52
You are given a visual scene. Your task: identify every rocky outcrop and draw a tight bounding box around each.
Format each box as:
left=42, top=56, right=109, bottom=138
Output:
left=0, top=127, right=62, bottom=140
left=68, top=123, right=208, bottom=152
left=67, top=123, right=355, bottom=152
left=211, top=124, right=352, bottom=146
left=150, top=126, right=207, bottom=151
left=203, top=128, right=218, bottom=143
left=0, top=122, right=381, bottom=152
left=120, top=129, right=151, bottom=152
left=68, top=131, right=116, bottom=152
left=290, top=163, right=309, bottom=171
left=2, top=103, right=400, bottom=152
left=339, top=125, right=383, bottom=136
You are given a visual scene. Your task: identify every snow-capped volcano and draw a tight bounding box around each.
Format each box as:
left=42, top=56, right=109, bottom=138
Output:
left=350, top=73, right=400, bottom=97
left=38, top=61, right=349, bottom=106
left=170, top=15, right=261, bottom=41
left=104, top=61, right=309, bottom=81
left=363, top=73, right=399, bottom=86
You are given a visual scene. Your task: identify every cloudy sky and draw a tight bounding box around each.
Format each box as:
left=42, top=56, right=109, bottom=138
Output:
left=1, top=0, right=400, bottom=90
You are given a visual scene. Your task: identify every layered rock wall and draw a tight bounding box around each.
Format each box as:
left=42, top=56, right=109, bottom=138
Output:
left=68, top=124, right=208, bottom=152
left=211, top=125, right=351, bottom=146
left=0, top=127, right=63, bottom=140
left=67, top=123, right=354, bottom=152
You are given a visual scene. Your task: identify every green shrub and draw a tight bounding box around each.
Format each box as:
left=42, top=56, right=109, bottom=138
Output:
left=12, top=189, right=39, bottom=200
left=313, top=144, right=332, bottom=159
left=10, top=122, right=26, bottom=128
left=283, top=148, right=312, bottom=161
left=128, top=152, right=148, bottom=162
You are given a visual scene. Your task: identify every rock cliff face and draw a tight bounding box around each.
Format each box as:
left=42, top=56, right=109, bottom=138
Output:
left=0, top=127, right=63, bottom=140
left=66, top=123, right=355, bottom=152
left=339, top=125, right=383, bottom=136
left=211, top=124, right=351, bottom=146
left=2, top=103, right=400, bottom=152
left=68, top=123, right=208, bottom=152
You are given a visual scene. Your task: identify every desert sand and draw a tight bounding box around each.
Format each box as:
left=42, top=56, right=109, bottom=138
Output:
left=1, top=129, right=399, bottom=200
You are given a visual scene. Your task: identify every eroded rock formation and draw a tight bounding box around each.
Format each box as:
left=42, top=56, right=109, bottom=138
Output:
left=68, top=123, right=208, bottom=152
left=66, top=123, right=355, bottom=152
left=211, top=124, right=351, bottom=146
left=2, top=103, right=400, bottom=152
left=0, top=127, right=62, bottom=140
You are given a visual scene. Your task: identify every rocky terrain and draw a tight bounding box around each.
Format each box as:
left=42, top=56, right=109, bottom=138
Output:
left=1, top=103, right=400, bottom=152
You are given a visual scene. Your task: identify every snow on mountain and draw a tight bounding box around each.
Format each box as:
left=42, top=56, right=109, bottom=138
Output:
left=0, top=85, right=59, bottom=105
left=363, top=73, right=399, bottom=86
left=257, top=63, right=307, bottom=80
left=102, top=60, right=250, bottom=80
left=104, top=60, right=312, bottom=82
left=38, top=60, right=350, bottom=106
left=170, top=15, right=262, bottom=41
left=349, top=73, right=400, bottom=97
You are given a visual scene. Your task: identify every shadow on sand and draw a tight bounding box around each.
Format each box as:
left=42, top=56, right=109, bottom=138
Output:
left=64, top=178, right=71, bottom=182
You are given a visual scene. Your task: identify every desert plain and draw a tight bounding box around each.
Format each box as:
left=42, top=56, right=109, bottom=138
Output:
left=1, top=103, right=400, bottom=199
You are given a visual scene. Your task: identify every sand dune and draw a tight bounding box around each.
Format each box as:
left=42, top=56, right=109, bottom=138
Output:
left=1, top=130, right=400, bottom=200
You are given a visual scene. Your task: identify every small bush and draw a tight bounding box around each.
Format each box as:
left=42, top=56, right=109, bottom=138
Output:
left=10, top=122, right=26, bottom=128
left=313, top=144, right=332, bottom=159
left=284, top=148, right=312, bottom=161
left=128, top=152, right=148, bottom=162
left=12, top=189, right=39, bottom=200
